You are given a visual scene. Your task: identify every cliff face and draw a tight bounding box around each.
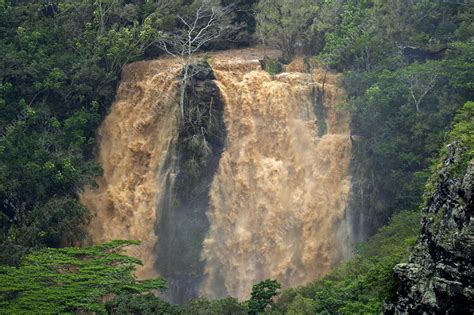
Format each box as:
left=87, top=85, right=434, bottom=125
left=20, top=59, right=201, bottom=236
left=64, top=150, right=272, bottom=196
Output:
left=155, top=61, right=227, bottom=304
left=388, top=143, right=474, bottom=314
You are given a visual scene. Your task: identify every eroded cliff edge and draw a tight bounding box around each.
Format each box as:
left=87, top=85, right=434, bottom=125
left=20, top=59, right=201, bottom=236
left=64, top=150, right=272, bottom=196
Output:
left=387, top=143, right=474, bottom=314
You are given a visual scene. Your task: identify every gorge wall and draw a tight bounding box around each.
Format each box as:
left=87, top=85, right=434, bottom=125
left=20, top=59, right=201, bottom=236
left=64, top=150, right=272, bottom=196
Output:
left=387, top=143, right=474, bottom=314
left=81, top=49, right=354, bottom=302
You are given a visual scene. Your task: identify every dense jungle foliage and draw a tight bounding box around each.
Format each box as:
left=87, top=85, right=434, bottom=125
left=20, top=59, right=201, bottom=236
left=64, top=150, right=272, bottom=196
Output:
left=0, top=0, right=472, bottom=313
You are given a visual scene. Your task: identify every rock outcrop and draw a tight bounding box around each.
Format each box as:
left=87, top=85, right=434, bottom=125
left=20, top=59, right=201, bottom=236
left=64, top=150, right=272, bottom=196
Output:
left=387, top=143, right=473, bottom=314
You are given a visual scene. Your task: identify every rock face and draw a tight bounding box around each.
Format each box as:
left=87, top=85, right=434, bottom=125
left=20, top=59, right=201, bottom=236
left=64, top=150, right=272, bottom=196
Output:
left=155, top=61, right=227, bottom=304
left=387, top=143, right=474, bottom=314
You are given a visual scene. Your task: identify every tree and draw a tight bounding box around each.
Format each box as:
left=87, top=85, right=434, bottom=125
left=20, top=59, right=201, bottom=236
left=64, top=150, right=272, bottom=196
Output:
left=285, top=294, right=317, bottom=315
left=247, top=279, right=281, bottom=314
left=435, top=101, right=474, bottom=180
left=401, top=61, right=441, bottom=112
left=0, top=240, right=167, bottom=313
left=255, top=0, right=310, bottom=62
left=106, top=293, right=181, bottom=315
left=68, top=0, right=163, bottom=78
left=182, top=297, right=248, bottom=315
left=160, top=0, right=233, bottom=119
left=0, top=0, right=164, bottom=263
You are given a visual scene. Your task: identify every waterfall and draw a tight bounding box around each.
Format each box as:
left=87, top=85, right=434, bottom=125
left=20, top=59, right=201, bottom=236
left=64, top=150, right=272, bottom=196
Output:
left=80, top=59, right=181, bottom=279
left=81, top=48, right=353, bottom=302
left=201, top=54, right=352, bottom=299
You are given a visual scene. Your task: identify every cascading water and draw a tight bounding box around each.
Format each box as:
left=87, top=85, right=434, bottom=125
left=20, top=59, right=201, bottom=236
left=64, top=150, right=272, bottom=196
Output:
left=81, top=48, right=353, bottom=302
left=201, top=55, right=352, bottom=299
left=80, top=59, right=181, bottom=278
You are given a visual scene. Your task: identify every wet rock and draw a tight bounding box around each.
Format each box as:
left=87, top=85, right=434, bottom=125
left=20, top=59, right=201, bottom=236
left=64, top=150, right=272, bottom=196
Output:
left=187, top=61, right=216, bottom=81
left=156, top=60, right=226, bottom=304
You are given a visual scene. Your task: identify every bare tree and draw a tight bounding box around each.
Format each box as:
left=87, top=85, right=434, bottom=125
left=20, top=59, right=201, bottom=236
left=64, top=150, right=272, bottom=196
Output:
left=401, top=63, right=440, bottom=112
left=95, top=0, right=116, bottom=37
left=254, top=12, right=268, bottom=57
left=160, top=1, right=233, bottom=119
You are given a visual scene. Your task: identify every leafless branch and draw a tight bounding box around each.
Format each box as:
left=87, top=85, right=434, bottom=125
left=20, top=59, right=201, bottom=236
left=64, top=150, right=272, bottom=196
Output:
left=159, top=2, right=233, bottom=120
left=402, top=69, right=439, bottom=112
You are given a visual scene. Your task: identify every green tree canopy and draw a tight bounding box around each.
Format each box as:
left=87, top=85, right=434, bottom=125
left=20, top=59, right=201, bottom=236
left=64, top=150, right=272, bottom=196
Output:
left=247, top=279, right=281, bottom=314
left=255, top=0, right=328, bottom=62
left=0, top=240, right=166, bottom=314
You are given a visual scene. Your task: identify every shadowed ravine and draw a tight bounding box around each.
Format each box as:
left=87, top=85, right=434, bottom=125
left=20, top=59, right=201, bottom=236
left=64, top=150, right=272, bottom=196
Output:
left=81, top=49, right=353, bottom=303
